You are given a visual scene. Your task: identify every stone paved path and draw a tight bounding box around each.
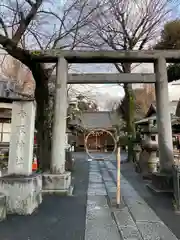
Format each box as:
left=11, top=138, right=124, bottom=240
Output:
left=101, top=159, right=178, bottom=240
left=85, top=160, right=122, bottom=240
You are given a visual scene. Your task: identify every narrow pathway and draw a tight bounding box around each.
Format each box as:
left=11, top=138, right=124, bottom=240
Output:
left=85, top=160, right=122, bottom=240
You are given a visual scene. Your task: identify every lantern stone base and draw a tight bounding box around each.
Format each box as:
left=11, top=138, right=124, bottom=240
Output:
left=0, top=174, right=42, bottom=215
left=42, top=171, right=71, bottom=195
left=0, top=193, right=6, bottom=221
left=146, top=172, right=173, bottom=193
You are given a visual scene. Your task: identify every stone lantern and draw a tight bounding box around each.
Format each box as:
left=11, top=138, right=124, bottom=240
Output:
left=138, top=118, right=159, bottom=178
left=143, top=141, right=159, bottom=174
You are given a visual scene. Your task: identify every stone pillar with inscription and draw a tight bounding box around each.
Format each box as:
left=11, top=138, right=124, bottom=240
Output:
left=0, top=100, right=42, bottom=215
left=8, top=101, right=35, bottom=175
left=42, top=58, right=71, bottom=194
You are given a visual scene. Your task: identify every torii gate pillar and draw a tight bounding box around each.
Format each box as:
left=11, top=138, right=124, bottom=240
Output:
left=154, top=57, right=174, bottom=172
left=42, top=58, right=71, bottom=193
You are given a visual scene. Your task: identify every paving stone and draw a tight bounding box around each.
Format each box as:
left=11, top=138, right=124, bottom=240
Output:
left=88, top=190, right=107, bottom=196
left=137, top=221, right=178, bottom=240
left=113, top=207, right=143, bottom=240
left=106, top=185, right=116, bottom=191
left=120, top=176, right=162, bottom=223
left=114, top=207, right=136, bottom=227
left=104, top=161, right=116, bottom=170
left=118, top=225, right=143, bottom=240
left=101, top=171, right=113, bottom=182
left=88, top=183, right=105, bottom=189
left=89, top=177, right=103, bottom=184
left=85, top=195, right=121, bottom=240
left=127, top=202, right=161, bottom=223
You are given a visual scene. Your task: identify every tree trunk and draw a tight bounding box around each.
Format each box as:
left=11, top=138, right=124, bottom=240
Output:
left=123, top=64, right=135, bottom=162
left=0, top=39, right=53, bottom=172
left=124, top=84, right=135, bottom=161
left=35, top=85, right=51, bottom=171
left=30, top=63, right=52, bottom=172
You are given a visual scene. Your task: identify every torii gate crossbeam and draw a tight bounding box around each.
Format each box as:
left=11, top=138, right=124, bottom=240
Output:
left=50, top=73, right=156, bottom=84
left=32, top=49, right=180, bottom=63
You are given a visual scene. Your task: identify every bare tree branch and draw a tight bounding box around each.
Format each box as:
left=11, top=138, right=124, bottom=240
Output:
left=0, top=17, right=8, bottom=37
left=25, top=0, right=34, bottom=7
left=85, top=0, right=179, bottom=53
left=12, top=0, right=43, bottom=43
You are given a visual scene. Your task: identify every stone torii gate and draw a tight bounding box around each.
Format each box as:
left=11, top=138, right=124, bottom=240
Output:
left=38, top=50, right=176, bottom=180
left=32, top=50, right=179, bottom=193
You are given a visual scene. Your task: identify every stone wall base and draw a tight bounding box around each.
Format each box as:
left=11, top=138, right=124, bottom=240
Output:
left=42, top=171, right=71, bottom=195
left=0, top=174, right=42, bottom=215
left=0, top=193, right=6, bottom=221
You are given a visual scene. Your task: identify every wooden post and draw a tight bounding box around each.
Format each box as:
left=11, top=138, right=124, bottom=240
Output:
left=116, top=144, right=121, bottom=208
